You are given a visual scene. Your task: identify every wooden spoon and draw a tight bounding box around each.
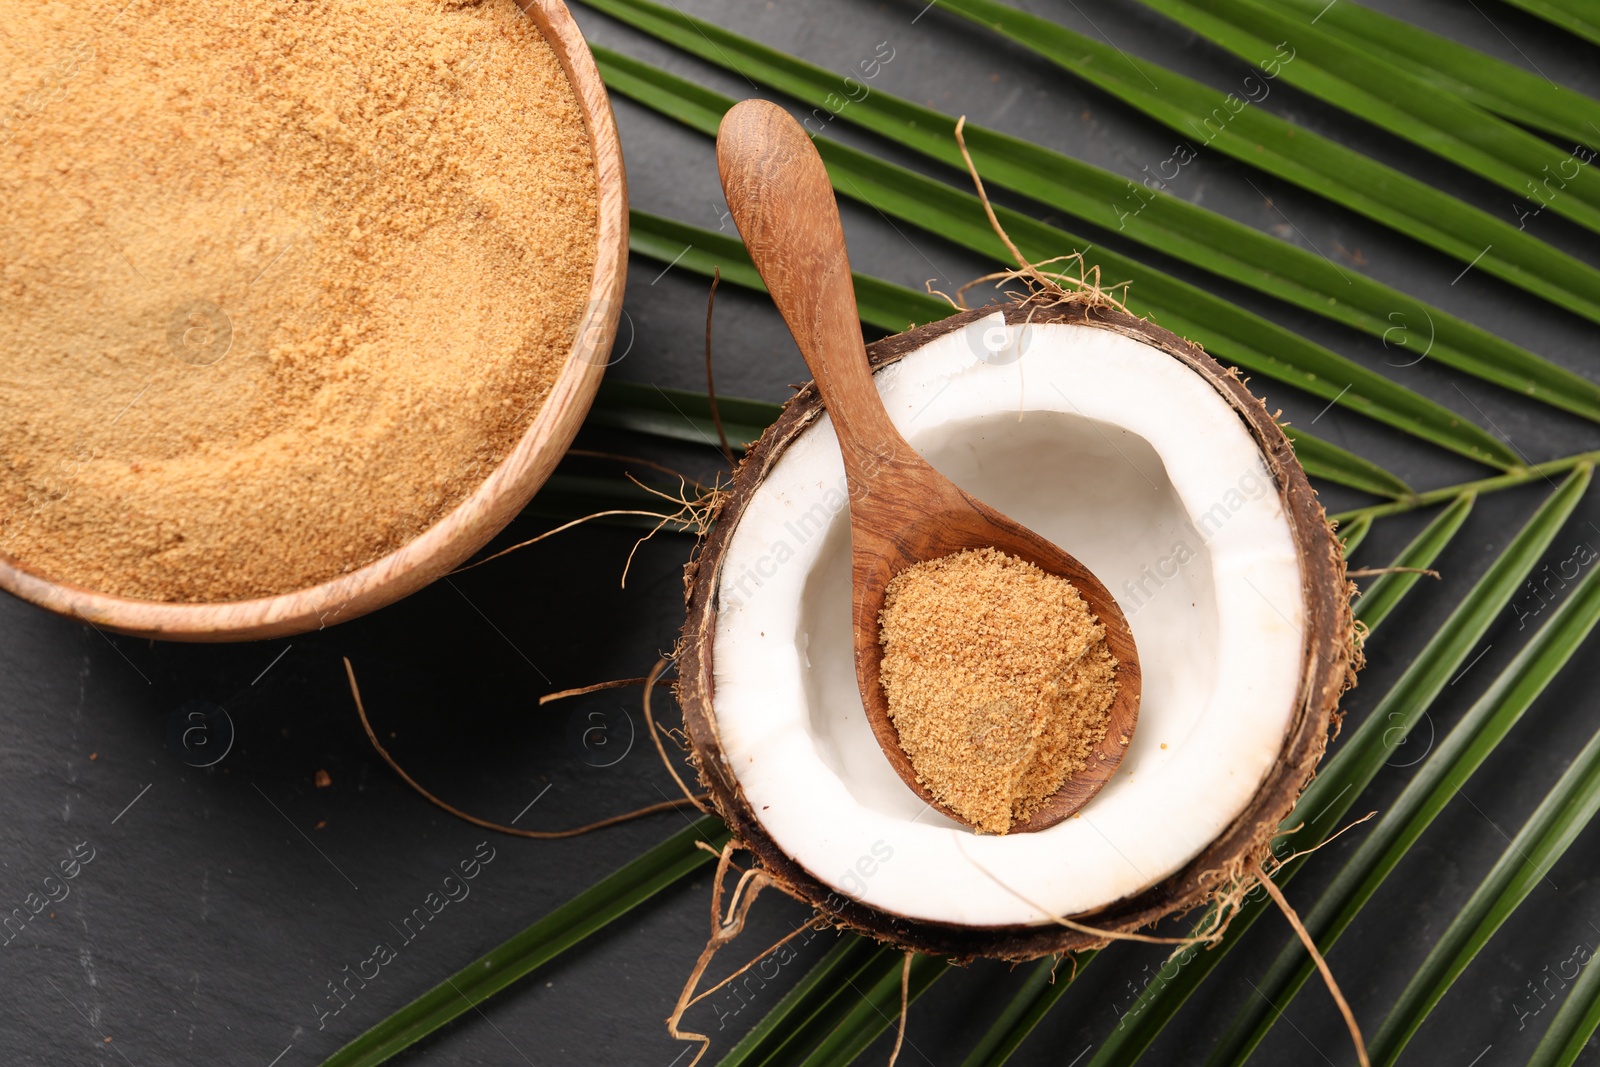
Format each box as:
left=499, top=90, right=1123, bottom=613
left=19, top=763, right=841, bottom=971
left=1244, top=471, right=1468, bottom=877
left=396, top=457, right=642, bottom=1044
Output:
left=716, top=99, right=1141, bottom=833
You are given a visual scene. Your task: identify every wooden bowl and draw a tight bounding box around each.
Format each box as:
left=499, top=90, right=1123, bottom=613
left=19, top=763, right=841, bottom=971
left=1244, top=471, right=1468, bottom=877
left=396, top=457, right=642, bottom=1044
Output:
left=0, top=0, right=627, bottom=642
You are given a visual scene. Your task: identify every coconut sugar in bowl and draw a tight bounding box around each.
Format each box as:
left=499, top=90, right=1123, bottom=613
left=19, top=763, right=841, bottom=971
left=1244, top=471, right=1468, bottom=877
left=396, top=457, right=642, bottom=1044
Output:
left=0, top=0, right=626, bottom=640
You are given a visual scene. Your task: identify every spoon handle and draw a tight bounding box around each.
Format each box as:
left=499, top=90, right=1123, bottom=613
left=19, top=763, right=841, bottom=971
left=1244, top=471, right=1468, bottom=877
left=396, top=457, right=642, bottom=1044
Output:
left=716, top=99, right=907, bottom=479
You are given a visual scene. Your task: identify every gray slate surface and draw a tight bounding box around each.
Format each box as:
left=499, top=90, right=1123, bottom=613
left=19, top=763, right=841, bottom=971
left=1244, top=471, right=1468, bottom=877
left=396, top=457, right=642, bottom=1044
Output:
left=4, top=1, right=1600, bottom=1064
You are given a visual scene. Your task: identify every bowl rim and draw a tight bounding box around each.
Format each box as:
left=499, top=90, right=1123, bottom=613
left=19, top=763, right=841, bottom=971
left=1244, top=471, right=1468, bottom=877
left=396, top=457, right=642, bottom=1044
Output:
left=0, top=0, right=628, bottom=642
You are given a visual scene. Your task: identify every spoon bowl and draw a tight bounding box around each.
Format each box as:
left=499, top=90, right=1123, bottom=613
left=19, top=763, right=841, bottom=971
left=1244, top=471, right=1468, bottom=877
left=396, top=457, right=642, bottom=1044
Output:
left=717, top=99, right=1141, bottom=832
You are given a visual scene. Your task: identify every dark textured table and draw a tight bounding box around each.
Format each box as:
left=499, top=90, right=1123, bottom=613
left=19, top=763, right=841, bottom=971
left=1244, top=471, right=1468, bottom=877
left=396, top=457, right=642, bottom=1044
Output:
left=5, top=1, right=1600, bottom=1064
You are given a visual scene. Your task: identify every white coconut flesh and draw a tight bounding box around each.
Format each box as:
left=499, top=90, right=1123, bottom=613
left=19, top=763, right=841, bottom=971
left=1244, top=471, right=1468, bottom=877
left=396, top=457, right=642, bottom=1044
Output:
left=709, top=312, right=1306, bottom=927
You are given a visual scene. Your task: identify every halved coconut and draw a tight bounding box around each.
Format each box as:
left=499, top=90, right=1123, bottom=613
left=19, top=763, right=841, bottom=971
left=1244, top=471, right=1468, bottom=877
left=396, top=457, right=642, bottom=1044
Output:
left=677, top=300, right=1356, bottom=960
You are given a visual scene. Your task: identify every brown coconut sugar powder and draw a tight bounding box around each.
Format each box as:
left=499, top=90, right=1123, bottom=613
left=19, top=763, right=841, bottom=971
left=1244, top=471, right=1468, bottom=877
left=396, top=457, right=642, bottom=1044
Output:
left=878, top=547, right=1118, bottom=835
left=0, top=0, right=598, bottom=601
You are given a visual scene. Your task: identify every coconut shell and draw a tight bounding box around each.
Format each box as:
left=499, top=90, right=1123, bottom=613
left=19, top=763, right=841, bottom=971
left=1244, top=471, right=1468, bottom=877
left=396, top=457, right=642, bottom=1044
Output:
left=676, top=299, right=1358, bottom=961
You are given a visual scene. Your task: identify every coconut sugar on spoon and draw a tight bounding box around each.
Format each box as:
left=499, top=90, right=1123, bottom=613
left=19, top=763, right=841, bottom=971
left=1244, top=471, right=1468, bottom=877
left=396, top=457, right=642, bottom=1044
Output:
left=879, top=547, right=1118, bottom=834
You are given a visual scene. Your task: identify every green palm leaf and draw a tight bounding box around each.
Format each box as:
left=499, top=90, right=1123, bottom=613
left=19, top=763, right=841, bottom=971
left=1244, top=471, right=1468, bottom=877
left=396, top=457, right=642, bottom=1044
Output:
left=716, top=940, right=883, bottom=1062
left=629, top=211, right=949, bottom=334
left=321, top=817, right=728, bottom=1067
left=1209, top=508, right=1600, bottom=1066
left=1352, top=493, right=1474, bottom=634
left=1370, top=661, right=1600, bottom=1063
left=1528, top=932, right=1600, bottom=1067
left=713, top=941, right=935, bottom=1066
left=930, top=0, right=1600, bottom=327
left=714, top=937, right=878, bottom=1067
left=1270, top=0, right=1600, bottom=146
left=581, top=0, right=1600, bottom=424
left=1278, top=427, right=1412, bottom=499
left=1338, top=514, right=1372, bottom=555
left=619, top=213, right=1413, bottom=498
left=1500, top=0, right=1600, bottom=48
left=1132, top=0, right=1600, bottom=234
left=1331, top=450, right=1600, bottom=527
left=958, top=954, right=1093, bottom=1067
left=1085, top=469, right=1590, bottom=1067
left=791, top=954, right=944, bottom=1066
left=589, top=378, right=777, bottom=454
left=595, top=47, right=1520, bottom=468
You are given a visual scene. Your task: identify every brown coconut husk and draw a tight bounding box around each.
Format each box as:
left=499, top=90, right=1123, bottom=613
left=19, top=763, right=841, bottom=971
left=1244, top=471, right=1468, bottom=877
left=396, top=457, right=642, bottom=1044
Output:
left=674, top=297, right=1359, bottom=962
